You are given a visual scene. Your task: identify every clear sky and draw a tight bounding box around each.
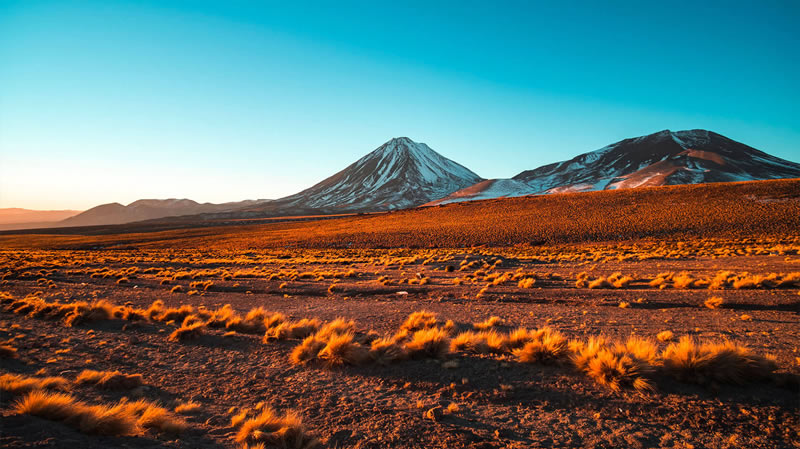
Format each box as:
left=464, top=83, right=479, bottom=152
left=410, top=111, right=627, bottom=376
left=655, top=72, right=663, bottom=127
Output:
left=1, top=0, right=798, bottom=210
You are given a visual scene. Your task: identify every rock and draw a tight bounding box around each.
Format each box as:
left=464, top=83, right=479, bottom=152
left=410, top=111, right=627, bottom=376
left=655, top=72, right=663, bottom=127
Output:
left=425, top=406, right=444, bottom=422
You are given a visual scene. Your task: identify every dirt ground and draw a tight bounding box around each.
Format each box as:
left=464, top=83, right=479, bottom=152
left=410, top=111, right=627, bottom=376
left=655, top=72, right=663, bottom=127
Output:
left=1, top=247, right=799, bottom=448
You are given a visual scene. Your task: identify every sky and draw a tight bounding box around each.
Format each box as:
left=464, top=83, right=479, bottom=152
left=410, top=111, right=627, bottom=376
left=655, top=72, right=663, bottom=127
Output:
left=1, top=0, right=798, bottom=210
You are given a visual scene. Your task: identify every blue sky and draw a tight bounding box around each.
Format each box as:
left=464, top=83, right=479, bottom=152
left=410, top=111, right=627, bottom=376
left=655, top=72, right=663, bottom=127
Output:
left=1, top=0, right=798, bottom=210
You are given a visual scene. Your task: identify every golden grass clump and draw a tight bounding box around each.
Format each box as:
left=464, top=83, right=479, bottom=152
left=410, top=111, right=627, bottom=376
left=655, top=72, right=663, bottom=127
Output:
left=450, top=330, right=505, bottom=354
left=403, top=327, right=451, bottom=359
left=14, top=391, right=138, bottom=436
left=317, top=332, right=370, bottom=368
left=290, top=336, right=327, bottom=365
left=75, top=369, right=143, bottom=390
left=368, top=337, right=407, bottom=364
left=704, top=296, right=724, bottom=309
left=168, top=321, right=205, bottom=342
left=587, top=277, right=611, bottom=289
left=0, top=373, right=70, bottom=394
left=661, top=336, right=778, bottom=385
left=513, top=327, right=568, bottom=364
left=656, top=330, right=675, bottom=342
left=226, top=307, right=273, bottom=334
left=174, top=401, right=202, bottom=414
left=399, top=310, right=439, bottom=333
left=0, top=344, right=18, bottom=358
left=314, top=318, right=356, bottom=340
left=608, top=272, right=633, bottom=288
left=517, top=277, right=535, bottom=288
left=158, top=304, right=194, bottom=323
left=264, top=318, right=321, bottom=341
left=64, top=300, right=114, bottom=327
left=235, top=407, right=321, bottom=448
left=472, top=316, right=504, bottom=331
left=206, top=304, right=237, bottom=328
left=501, top=327, right=539, bottom=352
left=571, top=336, right=656, bottom=392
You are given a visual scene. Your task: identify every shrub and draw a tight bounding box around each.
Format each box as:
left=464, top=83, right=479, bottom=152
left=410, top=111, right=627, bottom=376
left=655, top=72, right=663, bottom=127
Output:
left=473, top=316, right=504, bottom=331
left=404, top=327, right=451, bottom=359
left=290, top=336, right=326, bottom=365
left=704, top=296, right=724, bottom=309
left=235, top=407, right=320, bottom=448
left=517, top=277, right=536, bottom=288
left=450, top=330, right=504, bottom=354
left=75, top=370, right=143, bottom=390
left=656, top=330, right=674, bottom=342
left=168, top=321, right=205, bottom=342
left=264, top=318, right=321, bottom=341
left=64, top=300, right=114, bottom=327
left=661, top=337, right=777, bottom=385
left=317, top=333, right=369, bottom=368
left=174, top=401, right=202, bottom=414
left=0, top=373, right=70, bottom=394
left=14, top=391, right=138, bottom=436
left=571, top=336, right=655, bottom=392
left=513, top=328, right=568, bottom=364
left=399, top=311, right=439, bottom=333
left=368, top=337, right=407, bottom=364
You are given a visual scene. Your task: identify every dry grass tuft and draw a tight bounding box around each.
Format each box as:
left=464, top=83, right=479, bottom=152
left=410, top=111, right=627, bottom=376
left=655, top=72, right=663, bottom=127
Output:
left=657, top=330, right=675, bottom=342
left=317, top=332, right=369, bottom=368
left=404, top=327, right=451, bottom=359
left=661, top=336, right=778, bottom=385
left=473, top=316, right=504, bottom=331
left=513, top=327, right=568, bottom=364
left=234, top=407, right=320, bottom=448
left=399, top=310, right=439, bottom=333
left=704, top=296, right=724, bottom=309
left=174, top=401, right=202, bottom=414
left=0, top=343, right=18, bottom=358
left=368, top=337, right=407, bottom=364
left=315, top=318, right=356, bottom=340
left=264, top=318, right=321, bottom=341
left=64, top=300, right=114, bottom=327
left=571, top=336, right=656, bottom=392
left=0, top=373, right=70, bottom=394
left=76, top=369, right=143, bottom=390
left=290, top=336, right=327, bottom=365
left=450, top=330, right=505, bottom=354
left=14, top=391, right=138, bottom=436
left=168, top=321, right=205, bottom=342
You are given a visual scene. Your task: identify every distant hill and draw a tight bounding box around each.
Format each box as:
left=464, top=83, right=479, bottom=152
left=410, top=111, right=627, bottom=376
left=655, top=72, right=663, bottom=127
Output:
left=59, top=199, right=263, bottom=227
left=0, top=208, right=81, bottom=231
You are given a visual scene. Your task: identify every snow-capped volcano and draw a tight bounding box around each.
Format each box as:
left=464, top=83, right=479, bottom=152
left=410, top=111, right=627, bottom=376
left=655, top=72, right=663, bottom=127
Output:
left=513, top=129, right=800, bottom=192
left=429, top=129, right=800, bottom=205
left=277, top=137, right=483, bottom=211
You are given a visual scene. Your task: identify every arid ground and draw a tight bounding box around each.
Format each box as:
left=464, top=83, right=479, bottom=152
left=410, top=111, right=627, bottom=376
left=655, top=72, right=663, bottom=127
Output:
left=1, top=180, right=799, bottom=449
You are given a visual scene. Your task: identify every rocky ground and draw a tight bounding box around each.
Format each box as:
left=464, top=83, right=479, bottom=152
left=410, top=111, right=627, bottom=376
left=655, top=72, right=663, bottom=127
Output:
left=1, top=248, right=799, bottom=448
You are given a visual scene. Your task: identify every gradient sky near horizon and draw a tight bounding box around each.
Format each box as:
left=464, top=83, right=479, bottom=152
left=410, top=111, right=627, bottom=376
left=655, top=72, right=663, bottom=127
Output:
left=1, top=0, right=798, bottom=210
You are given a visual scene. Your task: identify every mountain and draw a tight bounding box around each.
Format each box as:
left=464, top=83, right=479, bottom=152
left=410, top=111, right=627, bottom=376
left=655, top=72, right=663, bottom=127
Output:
left=59, top=199, right=263, bottom=228
left=428, top=129, right=800, bottom=205
left=246, top=137, right=483, bottom=214
left=0, top=208, right=82, bottom=231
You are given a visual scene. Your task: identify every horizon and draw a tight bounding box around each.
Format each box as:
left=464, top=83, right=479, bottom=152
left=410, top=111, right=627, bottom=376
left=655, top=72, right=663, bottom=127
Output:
left=2, top=1, right=800, bottom=210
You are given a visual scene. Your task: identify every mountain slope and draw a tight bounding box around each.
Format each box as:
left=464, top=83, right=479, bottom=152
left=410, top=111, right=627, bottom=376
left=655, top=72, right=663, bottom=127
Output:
left=266, top=137, right=482, bottom=212
left=514, top=129, right=800, bottom=192
left=59, top=199, right=263, bottom=227
left=431, top=129, right=800, bottom=204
